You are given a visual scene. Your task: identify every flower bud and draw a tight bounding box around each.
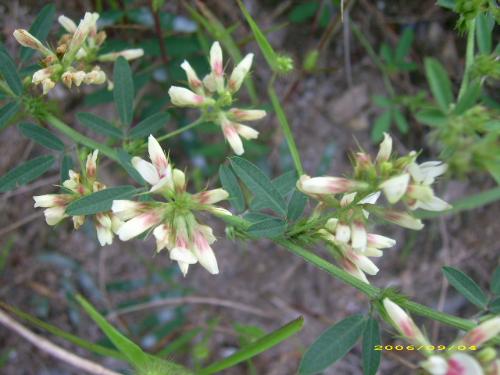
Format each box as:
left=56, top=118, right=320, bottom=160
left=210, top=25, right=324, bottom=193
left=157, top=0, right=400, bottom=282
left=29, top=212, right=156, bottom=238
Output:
left=228, top=108, right=266, bottom=122
left=43, top=206, right=68, bottom=225
left=221, top=119, right=244, bottom=155
left=117, top=211, right=161, bottom=241
left=112, top=200, right=145, bottom=220
left=335, top=222, right=351, bottom=243
left=98, top=48, right=145, bottom=62
left=376, top=133, right=392, bottom=163
left=172, top=168, right=186, bottom=192
left=32, top=68, right=54, bottom=84
left=367, top=233, right=396, bottom=249
left=67, top=13, right=93, bottom=57
left=192, top=229, right=219, bottom=274
left=351, top=221, right=367, bottom=251
left=85, top=150, right=98, bottom=178
left=383, top=298, right=429, bottom=346
left=298, top=175, right=361, bottom=195
left=420, top=356, right=448, bottom=375
left=33, top=194, right=71, bottom=208
left=168, top=86, right=209, bottom=107
left=209, top=41, right=224, bottom=92
left=228, top=53, right=253, bottom=92
left=42, top=79, right=55, bottom=95
left=383, top=210, right=424, bottom=230
left=58, top=15, right=77, bottom=33
left=461, top=317, right=500, bottom=347
left=13, top=29, right=53, bottom=56
left=179, top=60, right=203, bottom=92
left=235, top=124, right=259, bottom=140
left=194, top=189, right=229, bottom=205
left=477, top=347, right=496, bottom=363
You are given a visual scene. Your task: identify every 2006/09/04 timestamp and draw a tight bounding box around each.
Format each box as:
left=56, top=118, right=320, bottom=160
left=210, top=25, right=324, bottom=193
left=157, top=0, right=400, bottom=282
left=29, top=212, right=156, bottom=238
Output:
left=374, top=345, right=478, bottom=352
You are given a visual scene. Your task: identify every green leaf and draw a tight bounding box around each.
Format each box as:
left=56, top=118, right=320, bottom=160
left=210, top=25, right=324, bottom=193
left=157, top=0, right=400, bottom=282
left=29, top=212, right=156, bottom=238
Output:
left=247, top=218, right=286, bottom=238
left=0, top=155, right=54, bottom=193
left=219, top=164, right=245, bottom=213
left=442, top=267, right=488, bottom=309
left=454, top=81, right=481, bottom=115
left=490, top=297, right=500, bottom=313
left=424, top=58, right=454, bottom=112
left=484, top=159, right=500, bottom=185
left=19, top=123, right=64, bottom=151
left=113, top=57, right=134, bottom=126
left=362, top=318, right=381, bottom=375
left=415, top=108, right=447, bottom=127
left=299, top=314, right=365, bottom=375
left=476, top=13, right=493, bottom=55
left=0, top=51, right=23, bottom=95
left=287, top=189, right=307, bottom=221
left=371, top=111, right=392, bottom=142
left=437, top=0, right=456, bottom=10
left=75, top=295, right=148, bottom=368
left=66, top=186, right=137, bottom=216
left=395, top=28, right=414, bottom=62
left=491, top=266, right=500, bottom=295
left=129, top=112, right=170, bottom=139
left=198, top=317, right=303, bottom=375
left=236, top=0, right=280, bottom=72
left=288, top=2, right=319, bottom=23
left=273, top=170, right=298, bottom=196
left=60, top=154, right=73, bottom=183
left=230, top=157, right=287, bottom=216
left=393, top=110, right=409, bottom=133
left=0, top=102, right=21, bottom=131
left=117, top=149, right=145, bottom=184
left=76, top=112, right=123, bottom=139
left=20, top=4, right=56, bottom=62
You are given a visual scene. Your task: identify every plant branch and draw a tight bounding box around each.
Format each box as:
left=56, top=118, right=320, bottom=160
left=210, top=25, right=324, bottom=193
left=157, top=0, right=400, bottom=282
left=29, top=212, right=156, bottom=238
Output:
left=154, top=117, right=205, bottom=143
left=268, top=82, right=304, bottom=175
left=43, top=113, right=118, bottom=161
left=457, top=19, right=476, bottom=100
left=0, top=308, right=121, bottom=375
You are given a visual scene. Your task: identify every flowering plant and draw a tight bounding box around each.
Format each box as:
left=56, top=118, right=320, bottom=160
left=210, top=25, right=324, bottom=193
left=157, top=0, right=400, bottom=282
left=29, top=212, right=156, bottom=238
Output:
left=0, top=2, right=498, bottom=375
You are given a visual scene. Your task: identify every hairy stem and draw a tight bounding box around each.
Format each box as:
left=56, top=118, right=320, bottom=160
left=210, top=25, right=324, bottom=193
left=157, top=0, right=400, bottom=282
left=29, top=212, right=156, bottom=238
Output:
left=268, top=81, right=304, bottom=175
left=457, top=19, right=476, bottom=100
left=44, top=113, right=118, bottom=161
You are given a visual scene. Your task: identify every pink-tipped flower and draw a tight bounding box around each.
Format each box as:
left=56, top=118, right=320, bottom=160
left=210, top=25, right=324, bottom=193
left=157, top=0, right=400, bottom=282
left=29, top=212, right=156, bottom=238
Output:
left=33, top=194, right=71, bottom=208
left=380, top=174, right=410, bottom=204
left=111, top=200, right=145, bottom=220
left=116, top=211, right=161, bottom=241
left=383, top=298, right=429, bottom=346
left=383, top=210, right=424, bottom=230
left=192, top=229, right=219, bottom=274
left=168, top=86, right=208, bottom=107
left=66, top=12, right=93, bottom=58
left=446, top=353, right=484, bottom=375
left=228, top=108, right=266, bottom=122
left=58, top=15, right=77, bottom=33
left=180, top=60, right=203, bottom=93
left=193, top=189, right=229, bottom=205
left=13, top=29, right=53, bottom=56
left=375, top=132, right=392, bottom=163
left=367, top=233, right=396, bottom=249
left=153, top=224, right=171, bottom=253
left=85, top=150, right=98, bottom=179
left=347, top=249, right=379, bottom=276
left=132, top=135, right=173, bottom=192
left=228, top=53, right=253, bottom=92
left=297, top=175, right=360, bottom=196
left=460, top=317, right=500, bottom=347
left=220, top=116, right=244, bottom=155
left=235, top=124, right=259, bottom=140
left=207, top=41, right=224, bottom=93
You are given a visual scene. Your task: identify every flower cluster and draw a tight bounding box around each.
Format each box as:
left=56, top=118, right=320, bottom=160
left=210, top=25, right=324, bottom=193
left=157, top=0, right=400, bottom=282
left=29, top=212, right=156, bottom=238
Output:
left=112, top=135, right=231, bottom=276
left=13, top=12, right=143, bottom=94
left=168, top=41, right=266, bottom=155
left=297, top=133, right=450, bottom=283
left=33, top=151, right=122, bottom=246
left=383, top=298, right=500, bottom=375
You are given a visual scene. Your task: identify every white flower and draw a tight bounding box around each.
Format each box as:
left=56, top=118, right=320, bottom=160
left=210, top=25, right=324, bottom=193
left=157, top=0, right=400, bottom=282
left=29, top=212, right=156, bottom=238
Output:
left=220, top=115, right=244, bottom=155
left=43, top=207, right=68, bottom=226
left=204, top=41, right=224, bottom=93
left=228, top=108, right=266, bottom=122
left=228, top=53, right=253, bottom=92
left=97, top=48, right=144, bottom=61
left=132, top=135, right=173, bottom=192
left=446, top=353, right=484, bottom=375
left=111, top=200, right=145, bottom=220
left=58, top=15, right=77, bottom=33
left=13, top=29, right=53, bottom=56
left=67, top=12, right=94, bottom=57
left=192, top=228, right=219, bottom=274
left=193, top=189, right=229, bottom=205
left=351, top=221, right=367, bottom=251
left=85, top=150, right=98, bottom=178
left=383, top=210, right=424, bottom=230
left=375, top=132, right=392, bottom=163
left=460, top=317, right=500, bottom=347
left=383, top=298, right=429, bottom=346
left=168, top=86, right=209, bottom=107
left=380, top=174, right=410, bottom=204
left=297, top=175, right=360, bottom=195
left=41, top=79, right=56, bottom=95
left=420, top=356, right=448, bottom=375
left=180, top=60, right=203, bottom=93
left=116, top=211, right=161, bottom=241
left=335, top=222, right=351, bottom=243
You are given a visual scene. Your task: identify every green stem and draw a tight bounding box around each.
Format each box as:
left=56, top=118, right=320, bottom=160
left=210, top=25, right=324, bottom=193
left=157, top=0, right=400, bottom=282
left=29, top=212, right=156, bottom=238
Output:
left=457, top=19, right=476, bottom=100
left=267, top=80, right=304, bottom=175
left=155, top=117, right=205, bottom=143
left=44, top=113, right=118, bottom=161
left=276, top=239, right=500, bottom=342
left=351, top=22, right=395, bottom=97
